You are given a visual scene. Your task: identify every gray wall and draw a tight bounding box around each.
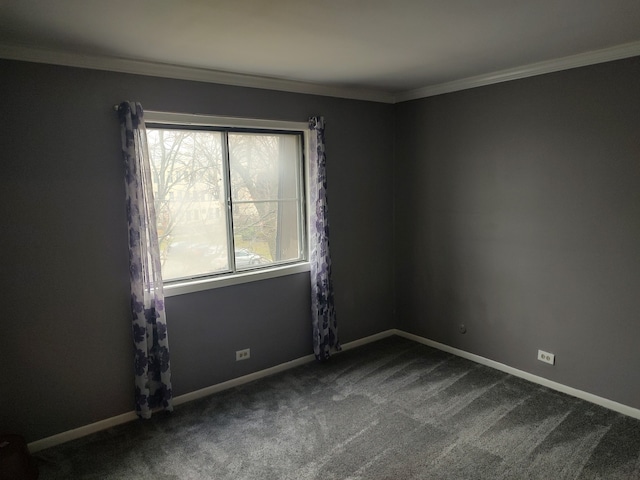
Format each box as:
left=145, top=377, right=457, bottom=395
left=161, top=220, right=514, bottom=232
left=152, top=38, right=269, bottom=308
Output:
left=0, top=60, right=395, bottom=442
left=395, top=57, right=640, bottom=410
left=3, top=54, right=639, bottom=445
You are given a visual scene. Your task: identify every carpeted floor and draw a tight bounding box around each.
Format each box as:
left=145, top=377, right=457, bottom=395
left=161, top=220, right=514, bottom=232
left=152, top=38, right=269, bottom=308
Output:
left=35, top=336, right=640, bottom=479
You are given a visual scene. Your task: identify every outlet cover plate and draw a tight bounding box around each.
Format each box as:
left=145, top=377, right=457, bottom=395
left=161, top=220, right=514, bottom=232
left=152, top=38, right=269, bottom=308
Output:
left=537, top=349, right=555, bottom=365
left=236, top=348, right=250, bottom=361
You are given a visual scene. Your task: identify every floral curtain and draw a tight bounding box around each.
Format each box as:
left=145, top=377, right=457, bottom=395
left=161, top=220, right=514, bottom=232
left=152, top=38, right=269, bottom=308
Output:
left=309, top=116, right=340, bottom=361
left=118, top=101, right=173, bottom=418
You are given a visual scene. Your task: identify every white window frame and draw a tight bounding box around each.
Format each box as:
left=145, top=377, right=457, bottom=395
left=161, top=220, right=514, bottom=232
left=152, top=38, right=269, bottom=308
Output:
left=144, top=111, right=311, bottom=297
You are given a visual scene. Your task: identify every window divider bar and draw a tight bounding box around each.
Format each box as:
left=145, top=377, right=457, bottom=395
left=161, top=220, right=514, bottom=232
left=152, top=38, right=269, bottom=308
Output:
left=221, top=131, right=237, bottom=271
left=232, top=198, right=299, bottom=204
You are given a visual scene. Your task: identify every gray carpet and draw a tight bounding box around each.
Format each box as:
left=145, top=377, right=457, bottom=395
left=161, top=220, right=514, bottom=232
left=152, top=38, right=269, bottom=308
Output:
left=35, top=336, right=640, bottom=479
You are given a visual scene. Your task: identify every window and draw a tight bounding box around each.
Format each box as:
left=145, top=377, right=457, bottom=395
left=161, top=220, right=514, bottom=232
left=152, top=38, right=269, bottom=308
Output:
left=145, top=113, right=308, bottom=289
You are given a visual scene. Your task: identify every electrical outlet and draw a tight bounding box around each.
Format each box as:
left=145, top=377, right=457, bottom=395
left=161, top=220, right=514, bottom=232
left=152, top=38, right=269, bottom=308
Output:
left=537, top=349, right=555, bottom=365
left=236, top=348, right=250, bottom=361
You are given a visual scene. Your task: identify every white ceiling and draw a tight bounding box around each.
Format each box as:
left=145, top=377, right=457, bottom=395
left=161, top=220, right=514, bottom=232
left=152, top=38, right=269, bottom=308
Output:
left=1, top=0, right=640, bottom=102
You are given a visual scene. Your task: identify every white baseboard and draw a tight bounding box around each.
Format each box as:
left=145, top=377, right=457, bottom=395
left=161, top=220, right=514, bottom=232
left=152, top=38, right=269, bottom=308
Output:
left=31, top=328, right=637, bottom=452
left=171, top=355, right=315, bottom=407
left=339, top=329, right=397, bottom=351
left=28, top=330, right=396, bottom=452
left=173, top=330, right=396, bottom=407
left=392, top=329, right=640, bottom=421
left=28, top=411, right=139, bottom=453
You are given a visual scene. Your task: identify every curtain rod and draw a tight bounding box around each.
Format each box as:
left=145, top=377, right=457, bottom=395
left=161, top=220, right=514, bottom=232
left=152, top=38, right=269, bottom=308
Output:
left=112, top=106, right=309, bottom=128
left=112, top=104, right=174, bottom=115
left=112, top=105, right=200, bottom=116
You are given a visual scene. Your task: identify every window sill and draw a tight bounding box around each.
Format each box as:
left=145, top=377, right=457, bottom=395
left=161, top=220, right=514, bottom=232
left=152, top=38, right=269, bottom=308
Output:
left=163, top=262, right=311, bottom=297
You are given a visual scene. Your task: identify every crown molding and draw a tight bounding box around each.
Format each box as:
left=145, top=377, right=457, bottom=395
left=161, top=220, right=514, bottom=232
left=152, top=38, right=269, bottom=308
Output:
left=2, top=41, right=639, bottom=105
left=396, top=40, right=640, bottom=103
left=0, top=43, right=396, bottom=104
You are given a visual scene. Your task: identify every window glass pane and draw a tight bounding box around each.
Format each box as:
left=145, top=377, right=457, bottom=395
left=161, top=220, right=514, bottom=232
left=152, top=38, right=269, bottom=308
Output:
left=229, top=133, right=302, bottom=267
left=147, top=129, right=230, bottom=280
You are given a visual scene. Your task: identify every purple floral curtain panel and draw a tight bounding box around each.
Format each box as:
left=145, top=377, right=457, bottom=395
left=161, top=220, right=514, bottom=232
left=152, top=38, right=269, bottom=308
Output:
left=309, top=116, right=340, bottom=361
left=118, top=101, right=173, bottom=418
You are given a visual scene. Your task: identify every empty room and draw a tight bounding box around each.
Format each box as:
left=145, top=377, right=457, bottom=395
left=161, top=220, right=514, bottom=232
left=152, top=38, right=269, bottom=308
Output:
left=1, top=1, right=639, bottom=479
